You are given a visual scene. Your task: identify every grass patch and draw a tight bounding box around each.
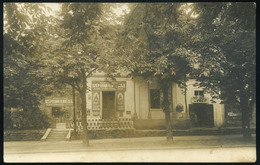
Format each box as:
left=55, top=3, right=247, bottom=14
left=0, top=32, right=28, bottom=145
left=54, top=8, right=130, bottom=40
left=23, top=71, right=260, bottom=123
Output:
left=4, top=129, right=47, bottom=141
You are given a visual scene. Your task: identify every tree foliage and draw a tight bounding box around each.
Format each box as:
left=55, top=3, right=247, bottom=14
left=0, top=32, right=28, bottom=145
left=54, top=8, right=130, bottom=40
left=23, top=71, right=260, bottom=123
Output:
left=190, top=2, right=256, bottom=140
left=41, top=3, right=124, bottom=145
left=4, top=3, right=55, bottom=129
left=122, top=3, right=196, bottom=83
left=4, top=2, right=255, bottom=142
left=122, top=3, right=196, bottom=142
left=122, top=2, right=255, bottom=141
left=43, top=3, right=123, bottom=91
left=4, top=3, right=54, bottom=110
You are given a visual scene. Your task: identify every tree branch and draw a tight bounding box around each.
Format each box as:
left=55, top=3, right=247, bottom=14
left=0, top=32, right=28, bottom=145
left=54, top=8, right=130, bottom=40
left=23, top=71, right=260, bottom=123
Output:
left=74, top=79, right=81, bottom=92
left=86, top=67, right=98, bottom=77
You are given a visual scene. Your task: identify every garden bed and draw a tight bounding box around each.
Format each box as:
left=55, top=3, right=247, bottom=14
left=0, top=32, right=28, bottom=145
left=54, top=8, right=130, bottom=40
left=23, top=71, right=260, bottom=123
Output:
left=4, top=129, right=47, bottom=141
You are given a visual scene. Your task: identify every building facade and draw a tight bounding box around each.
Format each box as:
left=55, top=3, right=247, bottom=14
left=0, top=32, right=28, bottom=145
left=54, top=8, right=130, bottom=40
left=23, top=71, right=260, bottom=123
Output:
left=42, top=72, right=237, bottom=130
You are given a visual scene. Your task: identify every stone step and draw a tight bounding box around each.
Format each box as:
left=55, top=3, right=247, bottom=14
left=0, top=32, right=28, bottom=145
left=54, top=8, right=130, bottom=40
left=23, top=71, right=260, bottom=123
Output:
left=56, top=123, right=66, bottom=129
left=50, top=130, right=68, bottom=133
left=48, top=133, right=67, bottom=137
left=56, top=123, right=66, bottom=125
left=48, top=135, right=67, bottom=138
left=48, top=133, right=67, bottom=135
left=46, top=138, right=66, bottom=141
left=46, top=129, right=69, bottom=141
left=47, top=136, right=66, bottom=139
left=49, top=131, right=67, bottom=133
left=47, top=137, right=66, bottom=139
left=47, top=137, right=66, bottom=141
left=49, top=131, right=68, bottom=133
left=48, top=133, right=67, bottom=136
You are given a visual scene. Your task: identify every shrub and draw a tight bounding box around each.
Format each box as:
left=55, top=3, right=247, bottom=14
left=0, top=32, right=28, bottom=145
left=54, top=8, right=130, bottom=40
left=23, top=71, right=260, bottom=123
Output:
left=10, top=108, right=50, bottom=129
left=4, top=108, right=12, bottom=129
left=4, top=129, right=46, bottom=141
left=176, top=104, right=184, bottom=112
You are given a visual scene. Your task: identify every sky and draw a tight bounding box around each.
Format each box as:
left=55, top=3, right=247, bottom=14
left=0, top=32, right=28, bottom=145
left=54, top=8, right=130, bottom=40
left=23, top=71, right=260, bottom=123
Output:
left=44, top=3, right=61, bottom=12
left=43, top=3, right=129, bottom=17
left=111, top=4, right=129, bottom=16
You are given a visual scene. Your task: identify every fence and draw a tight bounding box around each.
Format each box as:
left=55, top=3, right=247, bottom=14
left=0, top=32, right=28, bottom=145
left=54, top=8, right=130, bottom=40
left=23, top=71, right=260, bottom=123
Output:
left=70, top=118, right=134, bottom=130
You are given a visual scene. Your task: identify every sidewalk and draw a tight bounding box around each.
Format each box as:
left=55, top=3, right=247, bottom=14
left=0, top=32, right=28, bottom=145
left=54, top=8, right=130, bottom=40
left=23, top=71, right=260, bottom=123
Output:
left=4, top=135, right=256, bottom=154
left=136, top=126, right=256, bottom=136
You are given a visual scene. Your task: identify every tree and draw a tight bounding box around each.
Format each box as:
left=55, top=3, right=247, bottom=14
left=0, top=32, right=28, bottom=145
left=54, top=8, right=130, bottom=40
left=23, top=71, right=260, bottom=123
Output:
left=50, top=3, right=103, bottom=146
left=190, top=2, right=256, bottom=140
left=42, top=3, right=122, bottom=145
left=4, top=3, right=53, bottom=128
left=121, top=3, right=194, bottom=142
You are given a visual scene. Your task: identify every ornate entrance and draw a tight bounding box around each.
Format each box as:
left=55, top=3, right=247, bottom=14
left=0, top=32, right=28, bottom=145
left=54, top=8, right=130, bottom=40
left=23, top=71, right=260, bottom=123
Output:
left=102, top=91, right=116, bottom=119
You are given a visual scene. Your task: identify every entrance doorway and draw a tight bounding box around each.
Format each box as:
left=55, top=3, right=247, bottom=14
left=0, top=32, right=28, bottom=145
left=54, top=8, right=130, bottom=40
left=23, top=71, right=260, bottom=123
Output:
left=52, top=107, right=61, bottom=118
left=102, top=91, right=116, bottom=119
left=52, top=107, right=66, bottom=123
left=189, top=103, right=214, bottom=127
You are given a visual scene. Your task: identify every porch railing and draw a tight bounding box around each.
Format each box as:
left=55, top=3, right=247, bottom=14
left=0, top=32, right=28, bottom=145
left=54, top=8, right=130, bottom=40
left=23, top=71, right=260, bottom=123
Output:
left=70, top=118, right=134, bottom=130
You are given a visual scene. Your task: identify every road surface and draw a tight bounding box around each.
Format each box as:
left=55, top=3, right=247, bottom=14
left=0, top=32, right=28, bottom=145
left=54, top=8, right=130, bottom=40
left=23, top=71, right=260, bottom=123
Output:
left=4, top=147, right=256, bottom=162
left=3, top=135, right=256, bottom=162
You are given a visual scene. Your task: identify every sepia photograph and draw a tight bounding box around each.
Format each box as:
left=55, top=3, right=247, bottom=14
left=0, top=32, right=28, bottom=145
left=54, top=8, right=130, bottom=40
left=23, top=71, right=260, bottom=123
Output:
left=3, top=2, right=256, bottom=162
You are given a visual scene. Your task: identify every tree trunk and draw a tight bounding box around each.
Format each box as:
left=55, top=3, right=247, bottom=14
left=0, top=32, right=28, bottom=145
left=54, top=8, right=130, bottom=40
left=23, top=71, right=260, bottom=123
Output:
left=72, top=81, right=77, bottom=138
left=81, top=70, right=89, bottom=146
left=165, top=107, right=173, bottom=142
left=161, top=81, right=173, bottom=142
left=184, top=83, right=188, bottom=113
left=240, top=93, right=252, bottom=141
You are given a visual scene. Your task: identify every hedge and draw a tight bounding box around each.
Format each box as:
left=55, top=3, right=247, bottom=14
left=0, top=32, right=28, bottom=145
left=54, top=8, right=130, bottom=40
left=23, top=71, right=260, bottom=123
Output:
left=4, top=129, right=46, bottom=141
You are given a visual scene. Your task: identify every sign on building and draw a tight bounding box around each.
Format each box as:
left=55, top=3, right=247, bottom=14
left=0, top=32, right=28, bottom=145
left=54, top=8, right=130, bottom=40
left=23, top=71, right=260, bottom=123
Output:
left=191, top=96, right=208, bottom=103
left=92, top=92, right=101, bottom=116
left=45, top=99, right=73, bottom=106
left=117, top=92, right=125, bottom=112
left=92, top=81, right=126, bottom=91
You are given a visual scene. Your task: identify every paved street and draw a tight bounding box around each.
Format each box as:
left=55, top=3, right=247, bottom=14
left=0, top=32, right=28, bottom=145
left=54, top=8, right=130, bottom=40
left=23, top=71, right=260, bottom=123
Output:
left=4, top=147, right=256, bottom=162
left=4, top=135, right=256, bottom=162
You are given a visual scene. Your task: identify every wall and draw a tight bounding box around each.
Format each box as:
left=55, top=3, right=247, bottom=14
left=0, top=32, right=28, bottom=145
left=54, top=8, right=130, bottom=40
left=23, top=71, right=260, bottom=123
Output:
left=136, top=78, right=149, bottom=119
left=42, top=96, right=74, bottom=128
left=185, top=79, right=225, bottom=127
left=134, top=77, right=165, bottom=120
left=134, top=78, right=225, bottom=124
left=172, top=82, right=187, bottom=119
left=43, top=97, right=73, bottom=117
left=41, top=75, right=226, bottom=128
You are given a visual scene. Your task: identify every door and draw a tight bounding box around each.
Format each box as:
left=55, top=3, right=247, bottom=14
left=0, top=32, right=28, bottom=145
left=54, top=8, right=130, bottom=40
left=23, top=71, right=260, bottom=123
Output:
left=189, top=103, right=214, bottom=127
left=102, top=91, right=116, bottom=119
left=52, top=107, right=67, bottom=123
left=52, top=107, right=61, bottom=122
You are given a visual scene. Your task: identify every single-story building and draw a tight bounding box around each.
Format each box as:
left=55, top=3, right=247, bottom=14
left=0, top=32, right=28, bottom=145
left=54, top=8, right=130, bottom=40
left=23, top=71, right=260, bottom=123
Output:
left=41, top=71, right=251, bottom=130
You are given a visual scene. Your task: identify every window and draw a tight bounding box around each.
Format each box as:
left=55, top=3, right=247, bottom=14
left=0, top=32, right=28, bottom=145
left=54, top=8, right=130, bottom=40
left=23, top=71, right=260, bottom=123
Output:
left=150, top=89, right=160, bottom=109
left=194, top=90, right=204, bottom=96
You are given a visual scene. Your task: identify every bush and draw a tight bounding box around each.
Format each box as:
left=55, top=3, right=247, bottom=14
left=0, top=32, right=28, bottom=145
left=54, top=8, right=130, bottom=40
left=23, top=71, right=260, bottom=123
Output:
left=4, top=108, right=12, bottom=129
left=10, top=108, right=50, bottom=129
left=74, top=129, right=136, bottom=140
left=176, top=104, right=184, bottom=112
left=4, top=129, right=46, bottom=141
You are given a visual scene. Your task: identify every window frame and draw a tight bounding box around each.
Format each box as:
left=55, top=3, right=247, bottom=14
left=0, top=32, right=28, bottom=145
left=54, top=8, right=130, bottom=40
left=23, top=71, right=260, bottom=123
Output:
left=150, top=89, right=161, bottom=109
left=194, top=90, right=204, bottom=97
